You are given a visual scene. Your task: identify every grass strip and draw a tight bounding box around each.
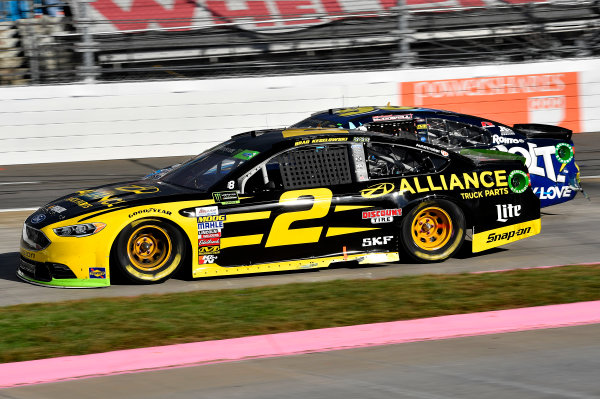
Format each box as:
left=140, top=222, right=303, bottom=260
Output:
left=1, top=264, right=600, bottom=363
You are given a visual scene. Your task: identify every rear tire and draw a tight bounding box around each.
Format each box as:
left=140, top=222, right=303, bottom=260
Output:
left=400, top=200, right=465, bottom=263
left=114, top=219, right=185, bottom=284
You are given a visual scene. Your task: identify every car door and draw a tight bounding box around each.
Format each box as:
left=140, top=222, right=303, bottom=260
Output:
left=214, top=142, right=377, bottom=266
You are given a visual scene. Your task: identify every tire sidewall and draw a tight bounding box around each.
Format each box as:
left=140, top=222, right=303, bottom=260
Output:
left=115, top=218, right=184, bottom=283
left=400, top=199, right=465, bottom=263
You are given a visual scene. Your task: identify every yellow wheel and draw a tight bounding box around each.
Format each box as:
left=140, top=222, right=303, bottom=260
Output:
left=401, top=200, right=465, bottom=263
left=126, top=225, right=172, bottom=272
left=115, top=219, right=185, bottom=284
left=411, top=207, right=452, bottom=251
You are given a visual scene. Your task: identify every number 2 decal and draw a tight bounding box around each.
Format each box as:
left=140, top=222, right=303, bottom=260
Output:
left=265, top=188, right=333, bottom=247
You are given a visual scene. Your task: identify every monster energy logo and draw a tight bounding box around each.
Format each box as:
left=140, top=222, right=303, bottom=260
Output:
left=212, top=191, right=240, bottom=204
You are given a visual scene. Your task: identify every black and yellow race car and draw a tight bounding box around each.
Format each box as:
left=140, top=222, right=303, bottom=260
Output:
left=19, top=128, right=540, bottom=288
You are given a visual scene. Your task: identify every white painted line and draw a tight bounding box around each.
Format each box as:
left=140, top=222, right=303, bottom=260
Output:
left=0, top=207, right=39, bottom=213
left=580, top=175, right=600, bottom=179
left=0, top=181, right=40, bottom=185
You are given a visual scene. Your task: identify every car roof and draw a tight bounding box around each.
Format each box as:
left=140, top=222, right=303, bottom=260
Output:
left=310, top=106, right=452, bottom=117
left=307, top=106, right=493, bottom=124
left=228, top=127, right=409, bottom=152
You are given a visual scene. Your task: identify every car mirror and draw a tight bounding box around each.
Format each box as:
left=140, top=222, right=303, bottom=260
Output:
left=265, top=181, right=276, bottom=191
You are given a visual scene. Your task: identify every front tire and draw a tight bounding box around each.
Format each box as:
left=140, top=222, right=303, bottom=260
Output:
left=400, top=200, right=465, bottom=263
left=114, top=219, right=185, bottom=284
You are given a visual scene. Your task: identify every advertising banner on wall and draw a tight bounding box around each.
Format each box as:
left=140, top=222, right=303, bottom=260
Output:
left=400, top=72, right=581, bottom=133
left=86, top=0, right=551, bottom=33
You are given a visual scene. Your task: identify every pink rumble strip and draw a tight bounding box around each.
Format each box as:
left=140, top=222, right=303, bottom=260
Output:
left=1, top=300, right=599, bottom=388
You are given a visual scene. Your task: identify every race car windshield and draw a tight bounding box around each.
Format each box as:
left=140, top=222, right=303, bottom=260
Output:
left=161, top=146, right=258, bottom=191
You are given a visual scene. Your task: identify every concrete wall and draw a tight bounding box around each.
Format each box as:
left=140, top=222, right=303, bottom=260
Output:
left=1, top=58, right=599, bottom=166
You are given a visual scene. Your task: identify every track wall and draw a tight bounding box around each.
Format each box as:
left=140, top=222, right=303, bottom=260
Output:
left=1, top=58, right=599, bottom=165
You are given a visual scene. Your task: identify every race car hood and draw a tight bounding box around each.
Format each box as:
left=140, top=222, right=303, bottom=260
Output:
left=25, top=180, right=202, bottom=229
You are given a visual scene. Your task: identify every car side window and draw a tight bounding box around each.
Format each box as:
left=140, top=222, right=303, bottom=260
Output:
left=204, top=158, right=236, bottom=177
left=243, top=159, right=284, bottom=194
left=365, top=142, right=447, bottom=178
left=427, top=118, right=491, bottom=148
left=162, top=153, right=244, bottom=191
left=242, top=144, right=353, bottom=193
left=363, top=120, right=415, bottom=137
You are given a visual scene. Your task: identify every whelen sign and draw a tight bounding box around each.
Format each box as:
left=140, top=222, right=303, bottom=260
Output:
left=400, top=72, right=581, bottom=133
left=88, top=0, right=551, bottom=33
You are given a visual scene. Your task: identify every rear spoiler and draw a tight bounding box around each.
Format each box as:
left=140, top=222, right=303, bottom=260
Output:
left=512, top=123, right=572, bottom=140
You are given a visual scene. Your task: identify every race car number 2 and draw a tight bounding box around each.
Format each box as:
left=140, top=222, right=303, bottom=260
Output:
left=265, top=188, right=332, bottom=247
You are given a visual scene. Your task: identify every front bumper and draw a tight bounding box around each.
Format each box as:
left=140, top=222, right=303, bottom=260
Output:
left=19, top=222, right=111, bottom=288
left=17, top=256, right=109, bottom=288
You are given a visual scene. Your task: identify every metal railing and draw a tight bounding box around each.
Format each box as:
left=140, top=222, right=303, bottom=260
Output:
left=0, top=0, right=599, bottom=85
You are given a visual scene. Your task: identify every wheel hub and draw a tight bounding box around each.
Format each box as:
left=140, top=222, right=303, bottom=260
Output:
left=412, top=207, right=453, bottom=251
left=127, top=225, right=172, bottom=272
left=420, top=218, right=434, bottom=233
left=138, top=238, right=154, bottom=255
